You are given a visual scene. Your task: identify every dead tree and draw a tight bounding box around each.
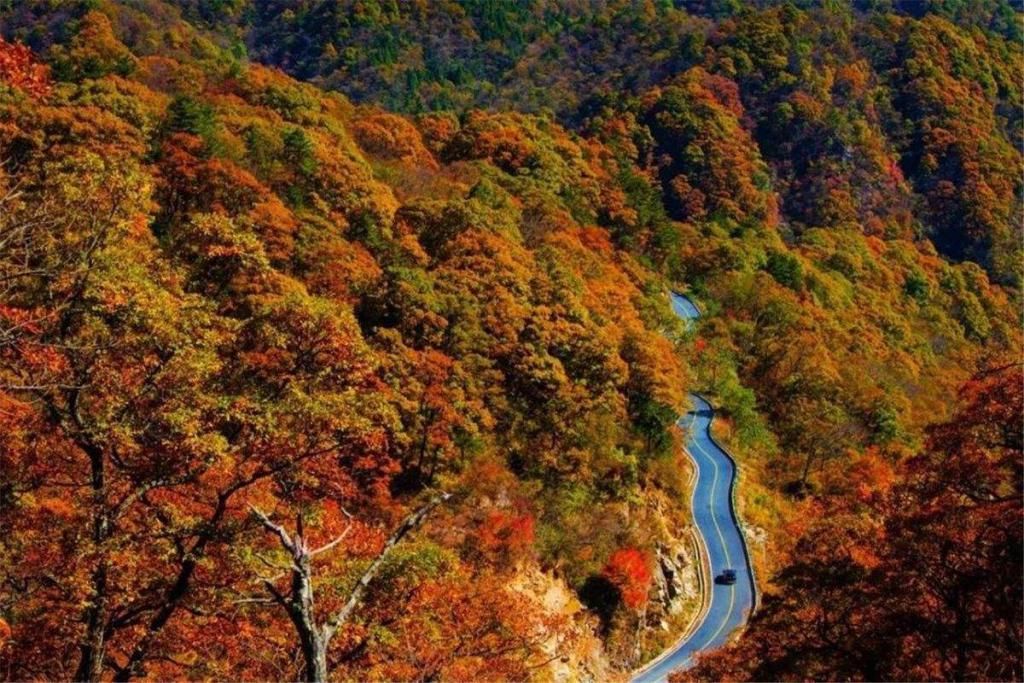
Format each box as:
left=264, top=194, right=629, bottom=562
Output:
left=250, top=493, right=449, bottom=682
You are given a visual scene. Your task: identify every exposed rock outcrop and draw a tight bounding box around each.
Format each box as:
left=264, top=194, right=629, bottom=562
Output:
left=509, top=567, right=615, bottom=683
left=650, top=533, right=698, bottom=624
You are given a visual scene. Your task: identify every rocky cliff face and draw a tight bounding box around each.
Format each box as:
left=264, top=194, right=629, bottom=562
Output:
left=509, top=567, right=617, bottom=683
left=612, top=493, right=705, bottom=671
left=658, top=539, right=698, bottom=614
left=649, top=533, right=700, bottom=629
left=498, top=485, right=705, bottom=680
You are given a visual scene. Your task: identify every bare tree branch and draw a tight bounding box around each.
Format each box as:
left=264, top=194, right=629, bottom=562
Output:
left=247, top=493, right=450, bottom=682
left=321, top=492, right=450, bottom=643
left=250, top=505, right=296, bottom=554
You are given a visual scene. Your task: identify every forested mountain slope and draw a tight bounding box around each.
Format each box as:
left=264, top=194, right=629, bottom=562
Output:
left=0, top=0, right=1020, bottom=680
left=150, top=0, right=1024, bottom=283
left=0, top=13, right=693, bottom=678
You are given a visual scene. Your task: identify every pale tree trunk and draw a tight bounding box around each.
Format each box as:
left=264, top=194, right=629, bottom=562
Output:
left=289, top=516, right=328, bottom=682
left=252, top=494, right=449, bottom=683
left=108, top=455, right=325, bottom=681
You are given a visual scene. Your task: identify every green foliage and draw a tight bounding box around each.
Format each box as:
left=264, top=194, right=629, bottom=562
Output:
left=713, top=363, right=776, bottom=451
left=165, top=94, right=220, bottom=151
left=633, top=397, right=678, bottom=457
left=870, top=404, right=903, bottom=445
left=765, top=249, right=805, bottom=291
left=904, top=269, right=929, bottom=302
left=281, top=126, right=317, bottom=175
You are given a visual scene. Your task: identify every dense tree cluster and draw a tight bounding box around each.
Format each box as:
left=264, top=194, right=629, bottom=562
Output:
left=43, top=0, right=1014, bottom=282
left=677, top=365, right=1022, bottom=682
left=0, top=10, right=689, bottom=679
left=0, top=0, right=1020, bottom=680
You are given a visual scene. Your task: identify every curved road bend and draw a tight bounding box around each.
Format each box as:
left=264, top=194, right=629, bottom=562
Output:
left=633, top=292, right=755, bottom=683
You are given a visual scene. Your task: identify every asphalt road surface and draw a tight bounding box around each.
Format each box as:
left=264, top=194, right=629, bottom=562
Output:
left=633, top=292, right=756, bottom=683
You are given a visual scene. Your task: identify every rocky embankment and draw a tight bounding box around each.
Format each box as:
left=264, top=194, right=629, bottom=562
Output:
left=650, top=537, right=700, bottom=628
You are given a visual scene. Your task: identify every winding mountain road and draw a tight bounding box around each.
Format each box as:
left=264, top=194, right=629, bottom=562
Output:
left=633, top=292, right=756, bottom=683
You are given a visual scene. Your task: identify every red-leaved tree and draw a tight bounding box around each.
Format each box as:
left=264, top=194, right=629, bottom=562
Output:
left=0, top=39, right=50, bottom=98
left=603, top=547, right=653, bottom=610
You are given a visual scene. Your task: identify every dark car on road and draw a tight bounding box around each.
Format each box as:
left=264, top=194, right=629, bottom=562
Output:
left=716, top=568, right=737, bottom=585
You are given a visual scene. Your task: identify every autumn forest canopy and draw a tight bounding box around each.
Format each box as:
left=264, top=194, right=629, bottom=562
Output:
left=0, top=0, right=1021, bottom=681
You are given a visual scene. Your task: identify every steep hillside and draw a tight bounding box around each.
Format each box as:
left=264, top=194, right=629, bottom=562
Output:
left=0, top=12, right=695, bottom=679
left=0, top=1, right=1020, bottom=680
left=196, top=0, right=1023, bottom=285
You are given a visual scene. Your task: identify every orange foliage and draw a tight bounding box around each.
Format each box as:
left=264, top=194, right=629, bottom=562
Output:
left=0, top=3, right=1018, bottom=679
left=351, top=111, right=439, bottom=170
left=478, top=511, right=536, bottom=555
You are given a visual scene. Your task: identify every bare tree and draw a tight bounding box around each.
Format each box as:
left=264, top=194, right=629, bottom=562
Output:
left=250, top=493, right=450, bottom=682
